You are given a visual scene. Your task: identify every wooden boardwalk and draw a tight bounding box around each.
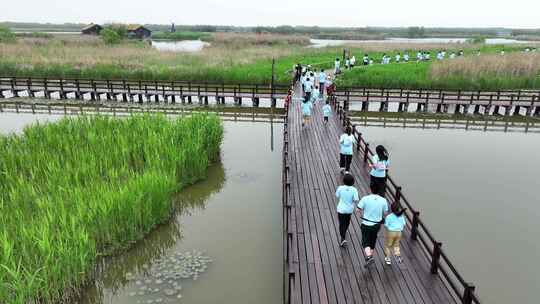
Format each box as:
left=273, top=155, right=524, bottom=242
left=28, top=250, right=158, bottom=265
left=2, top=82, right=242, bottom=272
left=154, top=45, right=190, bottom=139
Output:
left=283, top=87, right=474, bottom=304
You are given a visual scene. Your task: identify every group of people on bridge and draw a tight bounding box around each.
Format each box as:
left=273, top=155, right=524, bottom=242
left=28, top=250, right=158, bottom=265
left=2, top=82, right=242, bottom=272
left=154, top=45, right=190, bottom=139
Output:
left=292, top=65, right=406, bottom=266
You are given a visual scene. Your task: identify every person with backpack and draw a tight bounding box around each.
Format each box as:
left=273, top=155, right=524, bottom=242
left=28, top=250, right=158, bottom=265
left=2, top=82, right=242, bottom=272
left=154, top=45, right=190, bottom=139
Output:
left=369, top=145, right=390, bottom=196
left=384, top=203, right=407, bottom=265
left=357, top=183, right=389, bottom=265
left=339, top=126, right=356, bottom=173
left=335, top=173, right=360, bottom=246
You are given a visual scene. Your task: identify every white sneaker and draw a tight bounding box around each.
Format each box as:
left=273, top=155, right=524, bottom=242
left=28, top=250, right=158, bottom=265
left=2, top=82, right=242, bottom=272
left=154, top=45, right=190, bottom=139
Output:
left=385, top=257, right=392, bottom=265
left=340, top=239, right=347, bottom=247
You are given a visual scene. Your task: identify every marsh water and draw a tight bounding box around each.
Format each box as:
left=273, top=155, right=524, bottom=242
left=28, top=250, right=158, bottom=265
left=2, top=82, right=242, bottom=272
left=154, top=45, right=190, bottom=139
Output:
left=0, top=114, right=283, bottom=304
left=310, top=37, right=533, bottom=47
left=151, top=40, right=210, bottom=52
left=1, top=112, right=539, bottom=303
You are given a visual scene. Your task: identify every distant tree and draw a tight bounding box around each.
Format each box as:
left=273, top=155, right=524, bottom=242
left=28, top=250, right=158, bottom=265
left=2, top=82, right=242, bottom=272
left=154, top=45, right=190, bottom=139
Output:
left=275, top=25, right=295, bottom=34
left=100, top=28, right=122, bottom=44
left=0, top=26, right=17, bottom=43
left=467, top=36, right=486, bottom=44
left=407, top=26, right=425, bottom=38
left=103, top=24, right=127, bottom=37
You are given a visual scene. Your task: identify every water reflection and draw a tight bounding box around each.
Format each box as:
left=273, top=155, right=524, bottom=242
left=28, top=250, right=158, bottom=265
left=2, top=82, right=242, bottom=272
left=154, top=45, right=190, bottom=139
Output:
left=350, top=114, right=540, bottom=133
left=77, top=162, right=226, bottom=304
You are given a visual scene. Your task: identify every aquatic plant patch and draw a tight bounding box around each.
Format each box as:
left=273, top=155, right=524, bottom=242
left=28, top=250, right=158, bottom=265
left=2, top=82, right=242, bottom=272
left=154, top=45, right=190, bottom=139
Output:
left=0, top=114, right=223, bottom=304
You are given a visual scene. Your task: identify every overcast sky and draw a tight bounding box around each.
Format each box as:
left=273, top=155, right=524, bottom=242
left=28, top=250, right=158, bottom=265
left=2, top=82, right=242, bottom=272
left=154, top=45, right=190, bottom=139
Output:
left=2, top=0, right=539, bottom=28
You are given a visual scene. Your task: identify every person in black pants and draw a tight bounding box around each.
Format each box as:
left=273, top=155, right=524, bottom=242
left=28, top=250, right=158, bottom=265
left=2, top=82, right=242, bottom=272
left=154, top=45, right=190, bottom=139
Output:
left=335, top=173, right=360, bottom=247
left=369, top=145, right=389, bottom=196
left=339, top=126, right=356, bottom=173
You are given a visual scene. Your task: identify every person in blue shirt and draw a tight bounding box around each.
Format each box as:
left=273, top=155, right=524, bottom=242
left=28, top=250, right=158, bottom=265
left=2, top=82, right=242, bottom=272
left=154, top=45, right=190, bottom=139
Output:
left=369, top=145, right=389, bottom=196
left=357, top=183, right=389, bottom=265
left=384, top=203, right=407, bottom=265
left=304, top=77, right=313, bottom=103
left=318, top=69, right=326, bottom=95
left=301, top=99, right=313, bottom=127
left=311, top=85, right=320, bottom=104
left=339, top=126, right=356, bottom=173
left=335, top=173, right=360, bottom=247
left=322, top=100, right=332, bottom=125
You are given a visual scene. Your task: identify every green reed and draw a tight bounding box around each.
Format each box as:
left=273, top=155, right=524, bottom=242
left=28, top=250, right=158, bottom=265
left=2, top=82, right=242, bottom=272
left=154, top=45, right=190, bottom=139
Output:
left=0, top=114, right=223, bottom=303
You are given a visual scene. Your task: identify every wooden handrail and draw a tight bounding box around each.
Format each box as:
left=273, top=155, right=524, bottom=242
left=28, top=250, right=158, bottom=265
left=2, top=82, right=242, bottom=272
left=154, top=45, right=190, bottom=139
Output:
left=337, top=100, right=482, bottom=304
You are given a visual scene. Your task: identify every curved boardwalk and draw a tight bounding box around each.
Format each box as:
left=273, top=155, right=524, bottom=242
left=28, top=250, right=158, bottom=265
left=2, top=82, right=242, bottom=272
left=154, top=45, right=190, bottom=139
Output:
left=284, top=87, right=459, bottom=304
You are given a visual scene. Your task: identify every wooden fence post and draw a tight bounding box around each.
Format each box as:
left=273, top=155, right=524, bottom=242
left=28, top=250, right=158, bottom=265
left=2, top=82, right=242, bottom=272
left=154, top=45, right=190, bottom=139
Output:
left=395, top=186, right=402, bottom=205
left=462, top=283, right=476, bottom=304
left=363, top=143, right=369, bottom=163
left=430, top=242, right=442, bottom=274
left=411, top=211, right=420, bottom=240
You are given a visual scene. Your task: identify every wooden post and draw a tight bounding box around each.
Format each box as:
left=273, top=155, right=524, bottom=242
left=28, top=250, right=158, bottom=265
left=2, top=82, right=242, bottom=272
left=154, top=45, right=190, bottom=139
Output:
left=271, top=58, right=276, bottom=108
left=395, top=186, right=402, bottom=205
left=59, top=78, right=65, bottom=99
left=405, top=91, right=410, bottom=112
left=430, top=242, right=442, bottom=274
left=363, top=91, right=369, bottom=111
left=462, top=283, right=476, bottom=304
left=526, top=96, right=535, bottom=116
left=27, top=78, right=34, bottom=98
left=75, top=79, right=81, bottom=100
left=44, top=78, right=50, bottom=99
left=10, top=78, right=18, bottom=97
left=411, top=211, right=420, bottom=240
left=506, top=95, right=514, bottom=116
left=363, top=143, right=370, bottom=163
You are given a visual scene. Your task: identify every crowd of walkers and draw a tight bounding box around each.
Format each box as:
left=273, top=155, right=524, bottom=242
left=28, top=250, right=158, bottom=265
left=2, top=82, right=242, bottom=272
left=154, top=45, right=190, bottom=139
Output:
left=292, top=65, right=405, bottom=266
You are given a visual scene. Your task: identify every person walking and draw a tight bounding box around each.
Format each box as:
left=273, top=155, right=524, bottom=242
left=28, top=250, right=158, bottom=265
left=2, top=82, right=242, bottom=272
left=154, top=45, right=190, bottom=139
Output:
left=304, top=77, right=313, bottom=103
left=339, top=126, right=356, bottom=173
left=383, top=203, right=406, bottom=265
left=318, top=69, right=326, bottom=95
left=335, top=173, right=360, bottom=247
left=322, top=99, right=332, bottom=125
left=334, top=58, right=341, bottom=75
left=357, top=183, right=389, bottom=265
left=301, top=98, right=313, bottom=127
left=369, top=145, right=389, bottom=196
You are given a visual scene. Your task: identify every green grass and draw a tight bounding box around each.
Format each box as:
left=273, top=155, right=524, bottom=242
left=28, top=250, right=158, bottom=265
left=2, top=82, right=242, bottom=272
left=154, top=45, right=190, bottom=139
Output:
left=0, top=114, right=223, bottom=304
left=333, top=45, right=540, bottom=90
left=152, top=31, right=210, bottom=41
left=1, top=37, right=538, bottom=90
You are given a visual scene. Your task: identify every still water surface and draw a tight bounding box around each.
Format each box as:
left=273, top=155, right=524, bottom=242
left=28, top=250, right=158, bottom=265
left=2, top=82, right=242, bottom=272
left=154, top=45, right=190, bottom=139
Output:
left=360, top=125, right=540, bottom=304
left=310, top=37, right=533, bottom=47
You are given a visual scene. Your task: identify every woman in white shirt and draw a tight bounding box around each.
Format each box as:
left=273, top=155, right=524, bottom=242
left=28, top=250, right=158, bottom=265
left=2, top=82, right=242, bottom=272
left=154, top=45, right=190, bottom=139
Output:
left=369, top=145, right=389, bottom=196
left=339, top=126, right=356, bottom=173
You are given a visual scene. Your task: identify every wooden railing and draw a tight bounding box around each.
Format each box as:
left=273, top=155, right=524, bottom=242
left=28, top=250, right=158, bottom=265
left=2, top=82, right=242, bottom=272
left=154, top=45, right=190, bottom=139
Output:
left=334, top=101, right=482, bottom=304
left=282, top=102, right=296, bottom=304
left=0, top=77, right=290, bottom=107
left=334, top=87, right=540, bottom=116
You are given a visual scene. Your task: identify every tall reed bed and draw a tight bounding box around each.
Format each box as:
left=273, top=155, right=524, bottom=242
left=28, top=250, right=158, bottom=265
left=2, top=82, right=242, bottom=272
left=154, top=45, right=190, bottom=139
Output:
left=0, top=114, right=223, bottom=303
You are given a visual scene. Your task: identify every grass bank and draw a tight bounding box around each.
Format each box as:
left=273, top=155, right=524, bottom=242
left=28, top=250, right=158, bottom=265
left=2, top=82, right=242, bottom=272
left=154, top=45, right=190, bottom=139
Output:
left=152, top=31, right=211, bottom=41
left=334, top=45, right=540, bottom=90
left=0, top=114, right=223, bottom=304
left=1, top=35, right=539, bottom=89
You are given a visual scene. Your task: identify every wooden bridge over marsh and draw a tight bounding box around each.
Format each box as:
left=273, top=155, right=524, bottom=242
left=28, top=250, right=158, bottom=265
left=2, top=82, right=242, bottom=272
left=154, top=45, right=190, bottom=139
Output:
left=281, top=87, right=482, bottom=304
left=1, top=76, right=539, bottom=118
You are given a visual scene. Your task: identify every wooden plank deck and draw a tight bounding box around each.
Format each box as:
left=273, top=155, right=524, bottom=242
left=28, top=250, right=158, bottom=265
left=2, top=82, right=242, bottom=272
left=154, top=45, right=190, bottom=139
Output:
left=285, top=87, right=459, bottom=304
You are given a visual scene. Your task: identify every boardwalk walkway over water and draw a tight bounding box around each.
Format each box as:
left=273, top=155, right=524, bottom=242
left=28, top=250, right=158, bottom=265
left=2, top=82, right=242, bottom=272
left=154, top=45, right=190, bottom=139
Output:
left=282, top=87, right=481, bottom=304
